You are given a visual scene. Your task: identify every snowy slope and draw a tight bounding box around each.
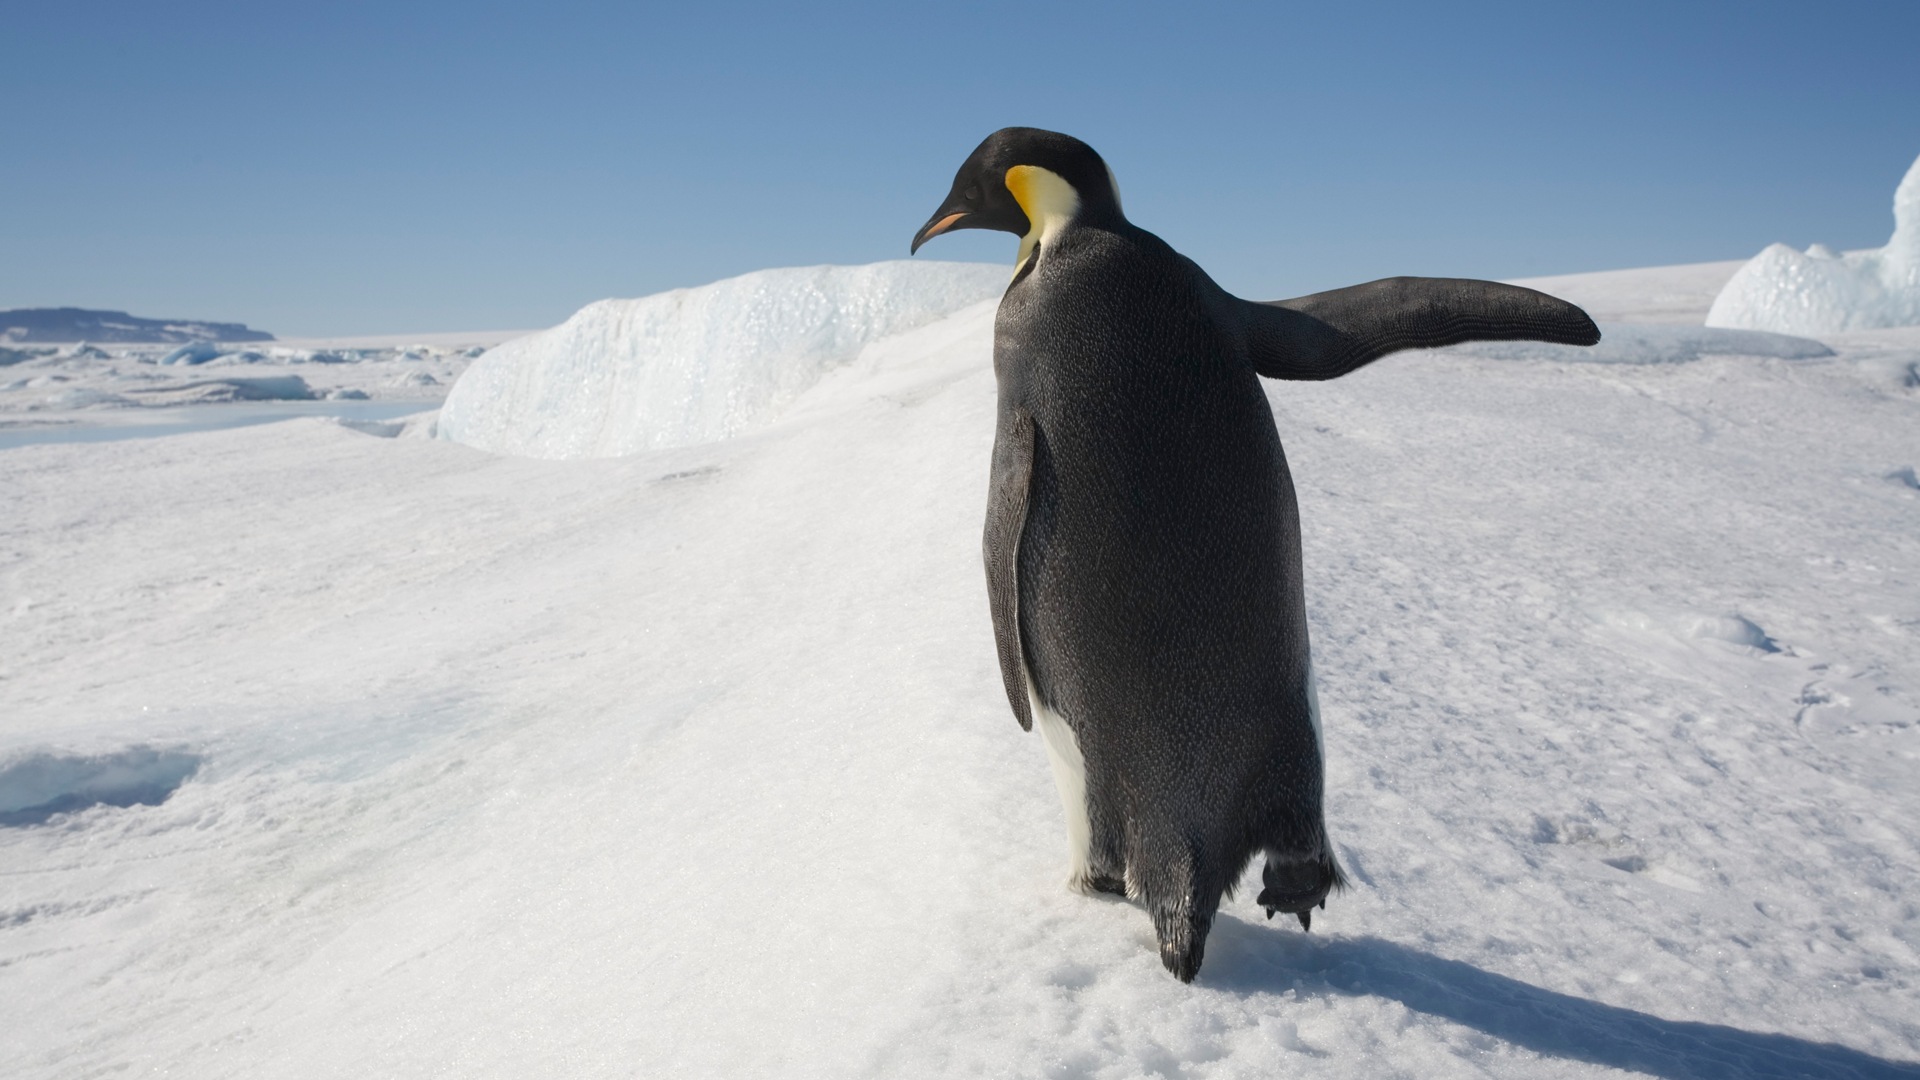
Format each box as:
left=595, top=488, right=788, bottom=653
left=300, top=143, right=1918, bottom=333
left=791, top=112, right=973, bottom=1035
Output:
left=2, top=265, right=1918, bottom=1078
left=1508, top=260, right=1746, bottom=325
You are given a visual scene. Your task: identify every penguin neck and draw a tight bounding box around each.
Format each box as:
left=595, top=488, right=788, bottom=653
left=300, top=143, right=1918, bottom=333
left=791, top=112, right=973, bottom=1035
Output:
left=1013, top=228, right=1050, bottom=280
left=1007, top=164, right=1122, bottom=280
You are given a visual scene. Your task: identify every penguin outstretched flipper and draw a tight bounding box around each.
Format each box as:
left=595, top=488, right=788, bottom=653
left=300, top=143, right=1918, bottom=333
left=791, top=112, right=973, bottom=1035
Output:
left=1242, top=276, right=1600, bottom=382
left=983, top=407, right=1036, bottom=731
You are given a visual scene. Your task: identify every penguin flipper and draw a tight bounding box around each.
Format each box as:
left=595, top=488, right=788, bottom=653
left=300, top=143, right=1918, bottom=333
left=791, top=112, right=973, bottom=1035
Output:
left=983, top=407, right=1036, bottom=731
left=1242, top=277, right=1600, bottom=382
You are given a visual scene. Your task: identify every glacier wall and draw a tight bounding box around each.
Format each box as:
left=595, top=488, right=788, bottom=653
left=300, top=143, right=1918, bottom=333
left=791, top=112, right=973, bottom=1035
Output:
left=437, top=261, right=1006, bottom=459
left=1706, top=151, right=1920, bottom=335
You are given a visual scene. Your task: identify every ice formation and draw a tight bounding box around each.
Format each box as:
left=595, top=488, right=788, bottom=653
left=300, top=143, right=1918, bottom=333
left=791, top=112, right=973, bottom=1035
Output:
left=0, top=747, right=201, bottom=826
left=157, top=341, right=223, bottom=365
left=438, top=261, right=1008, bottom=459
left=1706, top=151, right=1920, bottom=334
left=124, top=375, right=315, bottom=403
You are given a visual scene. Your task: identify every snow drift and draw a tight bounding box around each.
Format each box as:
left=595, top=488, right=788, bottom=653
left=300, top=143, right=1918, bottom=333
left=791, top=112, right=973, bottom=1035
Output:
left=437, top=261, right=1007, bottom=459
left=1707, top=151, right=1920, bottom=334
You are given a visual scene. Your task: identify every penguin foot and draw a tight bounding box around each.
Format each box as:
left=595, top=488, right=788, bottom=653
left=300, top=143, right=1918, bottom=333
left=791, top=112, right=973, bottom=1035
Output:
left=1257, top=851, right=1344, bottom=924
left=1087, top=874, right=1128, bottom=897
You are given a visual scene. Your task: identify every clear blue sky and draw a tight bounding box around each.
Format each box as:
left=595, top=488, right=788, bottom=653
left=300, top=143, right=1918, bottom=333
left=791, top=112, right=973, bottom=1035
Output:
left=4, top=1, right=1918, bottom=336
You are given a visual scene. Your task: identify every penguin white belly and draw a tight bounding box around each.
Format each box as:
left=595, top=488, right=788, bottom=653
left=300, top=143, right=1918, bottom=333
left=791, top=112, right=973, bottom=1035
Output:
left=1024, top=663, right=1094, bottom=893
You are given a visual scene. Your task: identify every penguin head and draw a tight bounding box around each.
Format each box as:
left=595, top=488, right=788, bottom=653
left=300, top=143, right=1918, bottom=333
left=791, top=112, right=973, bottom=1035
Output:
left=910, top=128, right=1124, bottom=254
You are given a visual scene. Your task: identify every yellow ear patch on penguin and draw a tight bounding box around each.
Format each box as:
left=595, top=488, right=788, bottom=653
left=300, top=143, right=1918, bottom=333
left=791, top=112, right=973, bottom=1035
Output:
left=1004, top=166, right=1081, bottom=233
left=1005, top=165, right=1081, bottom=279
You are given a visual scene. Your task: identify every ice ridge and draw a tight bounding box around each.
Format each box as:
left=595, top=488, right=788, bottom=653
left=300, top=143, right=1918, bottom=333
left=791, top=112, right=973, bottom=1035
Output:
left=437, top=261, right=1007, bottom=459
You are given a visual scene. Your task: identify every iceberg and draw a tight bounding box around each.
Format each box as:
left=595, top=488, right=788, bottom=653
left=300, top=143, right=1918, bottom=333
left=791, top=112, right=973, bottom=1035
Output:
left=1707, top=151, right=1920, bottom=334
left=123, top=375, right=315, bottom=404
left=156, top=341, right=224, bottom=366
left=438, top=261, right=1007, bottom=459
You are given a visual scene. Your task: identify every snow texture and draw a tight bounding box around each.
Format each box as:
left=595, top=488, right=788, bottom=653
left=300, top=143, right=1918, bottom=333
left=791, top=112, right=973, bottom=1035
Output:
left=436, top=261, right=1008, bottom=459
left=2, top=262, right=1918, bottom=1078
left=1708, top=151, right=1920, bottom=334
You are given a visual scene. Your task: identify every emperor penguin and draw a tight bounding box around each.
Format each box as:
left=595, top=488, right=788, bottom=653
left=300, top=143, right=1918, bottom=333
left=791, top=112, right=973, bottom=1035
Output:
left=911, top=128, right=1598, bottom=982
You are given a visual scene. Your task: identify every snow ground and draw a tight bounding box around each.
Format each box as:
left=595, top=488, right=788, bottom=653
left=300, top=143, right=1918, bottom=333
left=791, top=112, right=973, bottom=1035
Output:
left=2, top=262, right=1919, bottom=1078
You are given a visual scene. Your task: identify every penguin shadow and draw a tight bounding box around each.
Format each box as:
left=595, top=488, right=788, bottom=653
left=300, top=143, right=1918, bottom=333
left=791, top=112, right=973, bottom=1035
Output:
left=1199, top=919, right=1920, bottom=1080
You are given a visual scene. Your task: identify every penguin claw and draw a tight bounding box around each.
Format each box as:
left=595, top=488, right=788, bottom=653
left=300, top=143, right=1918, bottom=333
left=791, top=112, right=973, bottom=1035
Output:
left=1260, top=905, right=1312, bottom=930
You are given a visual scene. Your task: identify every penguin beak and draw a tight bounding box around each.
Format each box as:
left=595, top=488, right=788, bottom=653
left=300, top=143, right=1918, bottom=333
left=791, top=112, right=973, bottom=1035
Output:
left=910, top=210, right=969, bottom=255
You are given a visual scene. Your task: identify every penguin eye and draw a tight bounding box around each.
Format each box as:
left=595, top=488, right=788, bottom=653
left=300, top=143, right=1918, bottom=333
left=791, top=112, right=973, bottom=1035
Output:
left=964, top=186, right=980, bottom=203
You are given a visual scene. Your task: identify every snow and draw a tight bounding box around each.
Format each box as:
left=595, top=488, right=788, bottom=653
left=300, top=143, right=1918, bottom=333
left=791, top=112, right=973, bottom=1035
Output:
left=2, top=260, right=1919, bottom=1078
left=1707, top=151, right=1920, bottom=334
left=1447, top=322, right=1832, bottom=364
left=436, top=261, right=1008, bottom=459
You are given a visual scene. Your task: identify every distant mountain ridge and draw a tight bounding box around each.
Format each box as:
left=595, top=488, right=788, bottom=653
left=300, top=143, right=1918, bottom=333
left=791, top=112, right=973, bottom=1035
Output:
left=0, top=307, right=273, bottom=344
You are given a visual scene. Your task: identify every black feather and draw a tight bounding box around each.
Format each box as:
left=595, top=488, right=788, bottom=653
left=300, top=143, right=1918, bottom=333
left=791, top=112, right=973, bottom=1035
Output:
left=1245, top=277, right=1600, bottom=382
